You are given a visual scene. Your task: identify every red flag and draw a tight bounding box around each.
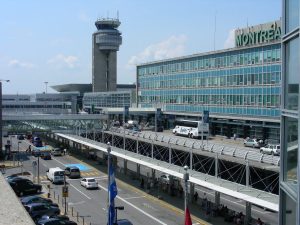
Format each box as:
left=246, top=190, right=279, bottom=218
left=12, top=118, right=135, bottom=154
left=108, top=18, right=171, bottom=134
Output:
left=185, top=207, right=192, bottom=225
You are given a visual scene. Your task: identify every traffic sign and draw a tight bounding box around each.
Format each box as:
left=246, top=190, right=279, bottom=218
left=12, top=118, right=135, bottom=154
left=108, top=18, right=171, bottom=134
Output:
left=62, top=186, right=68, bottom=197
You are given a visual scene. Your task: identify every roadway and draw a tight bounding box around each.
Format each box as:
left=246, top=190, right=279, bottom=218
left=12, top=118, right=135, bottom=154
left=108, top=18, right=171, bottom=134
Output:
left=4, top=136, right=278, bottom=225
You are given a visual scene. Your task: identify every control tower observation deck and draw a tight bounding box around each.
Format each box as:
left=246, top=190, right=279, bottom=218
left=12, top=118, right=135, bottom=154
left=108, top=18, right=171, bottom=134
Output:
left=92, top=18, right=122, bottom=92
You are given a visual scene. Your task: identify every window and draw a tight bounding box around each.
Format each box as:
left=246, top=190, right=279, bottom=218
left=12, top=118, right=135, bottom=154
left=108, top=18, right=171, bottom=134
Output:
left=284, top=117, right=298, bottom=183
left=285, top=37, right=299, bottom=110
left=285, top=0, right=299, bottom=33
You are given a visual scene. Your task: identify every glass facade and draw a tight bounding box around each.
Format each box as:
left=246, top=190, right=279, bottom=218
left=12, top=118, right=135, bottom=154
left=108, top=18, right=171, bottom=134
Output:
left=280, top=0, right=299, bottom=224
left=83, top=91, right=131, bottom=110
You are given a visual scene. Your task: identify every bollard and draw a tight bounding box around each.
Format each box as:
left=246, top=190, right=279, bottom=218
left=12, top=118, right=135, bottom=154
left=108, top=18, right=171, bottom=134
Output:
left=72, top=207, right=74, bottom=216
left=54, top=191, right=56, bottom=199
left=57, top=195, right=59, bottom=204
left=77, top=212, right=79, bottom=222
left=82, top=217, right=84, bottom=225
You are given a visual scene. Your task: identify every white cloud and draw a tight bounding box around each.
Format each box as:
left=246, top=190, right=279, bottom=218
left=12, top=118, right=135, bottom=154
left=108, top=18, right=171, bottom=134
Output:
left=127, top=35, right=187, bottom=68
left=8, top=59, right=36, bottom=69
left=47, top=54, right=78, bottom=69
left=224, top=29, right=236, bottom=49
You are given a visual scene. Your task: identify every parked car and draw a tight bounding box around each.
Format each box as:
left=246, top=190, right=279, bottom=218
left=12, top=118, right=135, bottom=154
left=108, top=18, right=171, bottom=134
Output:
left=24, top=203, right=60, bottom=221
left=46, top=167, right=65, bottom=184
left=51, top=148, right=63, bottom=156
left=9, top=178, right=42, bottom=196
left=39, top=215, right=69, bottom=222
left=17, top=135, right=25, bottom=140
left=64, top=166, right=80, bottom=179
left=243, top=138, right=263, bottom=148
left=37, top=218, right=77, bottom=225
left=80, top=177, right=98, bottom=189
left=21, top=196, right=58, bottom=207
left=41, top=152, right=52, bottom=160
left=260, top=144, right=280, bottom=156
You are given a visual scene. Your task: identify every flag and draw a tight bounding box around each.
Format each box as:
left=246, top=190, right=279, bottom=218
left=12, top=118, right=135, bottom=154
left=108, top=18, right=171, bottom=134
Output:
left=108, top=158, right=118, bottom=225
left=185, top=207, right=192, bottom=225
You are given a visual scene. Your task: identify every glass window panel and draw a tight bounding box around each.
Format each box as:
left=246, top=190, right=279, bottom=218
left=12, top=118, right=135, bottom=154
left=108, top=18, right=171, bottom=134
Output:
left=285, top=37, right=299, bottom=110
left=284, top=117, right=298, bottom=183
left=285, top=0, right=299, bottom=33
left=282, top=192, right=296, bottom=225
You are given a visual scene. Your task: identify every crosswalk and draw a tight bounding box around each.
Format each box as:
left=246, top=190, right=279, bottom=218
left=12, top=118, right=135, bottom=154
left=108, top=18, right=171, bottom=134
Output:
left=38, top=171, right=104, bottom=181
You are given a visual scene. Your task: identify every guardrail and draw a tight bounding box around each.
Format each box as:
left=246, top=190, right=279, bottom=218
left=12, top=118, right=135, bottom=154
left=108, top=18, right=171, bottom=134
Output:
left=109, top=128, right=280, bottom=166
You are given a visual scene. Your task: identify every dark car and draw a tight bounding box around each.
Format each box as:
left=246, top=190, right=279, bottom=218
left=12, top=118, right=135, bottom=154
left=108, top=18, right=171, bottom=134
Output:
left=37, top=218, right=77, bottom=225
left=17, top=135, right=25, bottom=140
left=117, top=219, right=133, bottom=225
left=24, top=203, right=60, bottom=221
left=39, top=214, right=69, bottom=222
left=32, top=150, right=42, bottom=157
left=64, top=166, right=80, bottom=179
left=21, top=196, right=58, bottom=207
left=9, top=178, right=42, bottom=196
left=41, top=152, right=52, bottom=160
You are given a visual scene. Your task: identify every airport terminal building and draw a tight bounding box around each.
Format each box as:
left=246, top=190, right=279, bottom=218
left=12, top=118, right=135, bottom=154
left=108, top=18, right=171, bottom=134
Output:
left=137, top=20, right=282, bottom=142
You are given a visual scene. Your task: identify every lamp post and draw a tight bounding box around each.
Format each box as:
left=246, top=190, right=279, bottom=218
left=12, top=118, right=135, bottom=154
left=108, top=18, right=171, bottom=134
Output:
left=44, top=81, right=48, bottom=94
left=183, top=165, right=189, bottom=214
left=0, top=79, right=10, bottom=159
left=17, top=141, right=21, bottom=166
left=107, top=142, right=111, bottom=224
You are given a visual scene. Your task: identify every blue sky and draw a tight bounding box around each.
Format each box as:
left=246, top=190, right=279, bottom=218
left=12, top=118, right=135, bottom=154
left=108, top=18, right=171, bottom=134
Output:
left=0, top=0, right=281, bottom=94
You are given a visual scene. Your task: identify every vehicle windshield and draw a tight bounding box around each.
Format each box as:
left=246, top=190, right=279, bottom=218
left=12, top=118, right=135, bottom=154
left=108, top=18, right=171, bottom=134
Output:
left=88, top=179, right=96, bottom=182
left=54, top=171, right=64, bottom=176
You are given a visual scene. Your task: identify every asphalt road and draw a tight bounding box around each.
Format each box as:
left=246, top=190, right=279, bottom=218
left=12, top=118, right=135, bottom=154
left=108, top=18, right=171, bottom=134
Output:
left=4, top=136, right=278, bottom=225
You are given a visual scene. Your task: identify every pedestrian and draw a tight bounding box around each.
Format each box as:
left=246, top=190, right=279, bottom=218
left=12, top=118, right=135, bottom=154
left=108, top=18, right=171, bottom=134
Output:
left=256, top=218, right=263, bottom=225
left=63, top=148, right=67, bottom=155
left=140, top=178, right=144, bottom=189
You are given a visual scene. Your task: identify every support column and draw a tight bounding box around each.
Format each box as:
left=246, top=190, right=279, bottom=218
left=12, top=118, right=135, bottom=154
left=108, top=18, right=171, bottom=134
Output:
left=151, top=141, right=154, bottom=159
left=136, top=140, right=139, bottom=154
left=136, top=164, right=140, bottom=178
left=168, top=147, right=172, bottom=164
left=123, top=159, right=127, bottom=175
left=246, top=160, right=249, bottom=187
left=189, top=149, right=193, bottom=170
left=189, top=183, right=195, bottom=203
left=151, top=169, right=155, bottom=180
left=244, top=202, right=251, bottom=225
left=215, top=192, right=220, bottom=206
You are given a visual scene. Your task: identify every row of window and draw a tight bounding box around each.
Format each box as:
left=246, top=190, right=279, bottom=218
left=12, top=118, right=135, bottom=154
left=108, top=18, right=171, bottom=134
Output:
left=139, top=72, right=281, bottom=89
left=3, top=105, right=71, bottom=109
left=140, top=94, right=280, bottom=107
left=138, top=46, right=281, bottom=76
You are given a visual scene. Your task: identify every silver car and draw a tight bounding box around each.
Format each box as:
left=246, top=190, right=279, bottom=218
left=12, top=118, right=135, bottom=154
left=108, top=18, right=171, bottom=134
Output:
left=243, top=139, right=262, bottom=148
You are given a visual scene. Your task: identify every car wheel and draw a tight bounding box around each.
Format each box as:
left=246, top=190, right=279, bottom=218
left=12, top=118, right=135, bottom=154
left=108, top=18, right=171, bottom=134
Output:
left=260, top=150, right=263, bottom=154
left=37, top=188, right=41, bottom=194
left=174, top=131, right=177, bottom=136
left=190, top=134, right=193, bottom=139
left=272, top=152, right=274, bottom=156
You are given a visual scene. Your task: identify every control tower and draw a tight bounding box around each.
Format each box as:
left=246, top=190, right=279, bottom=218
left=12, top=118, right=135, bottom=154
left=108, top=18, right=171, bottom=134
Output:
left=92, top=18, right=122, bottom=92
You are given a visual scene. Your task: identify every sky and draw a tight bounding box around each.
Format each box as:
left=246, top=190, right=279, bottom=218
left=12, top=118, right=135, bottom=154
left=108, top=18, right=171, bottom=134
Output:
left=0, top=0, right=281, bottom=94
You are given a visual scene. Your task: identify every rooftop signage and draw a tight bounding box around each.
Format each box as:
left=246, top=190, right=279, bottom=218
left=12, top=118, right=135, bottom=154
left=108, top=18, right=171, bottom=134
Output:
left=235, top=21, right=281, bottom=47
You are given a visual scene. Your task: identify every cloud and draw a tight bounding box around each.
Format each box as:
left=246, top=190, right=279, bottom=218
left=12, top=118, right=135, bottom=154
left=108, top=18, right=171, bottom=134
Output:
left=224, top=29, right=236, bottom=49
left=47, top=54, right=78, bottom=69
left=8, top=59, right=36, bottom=69
left=127, top=35, right=187, bottom=68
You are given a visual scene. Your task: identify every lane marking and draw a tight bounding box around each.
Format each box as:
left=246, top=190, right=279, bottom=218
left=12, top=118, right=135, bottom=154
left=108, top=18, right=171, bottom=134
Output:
left=97, top=183, right=168, bottom=225
left=51, top=157, right=65, bottom=167
left=69, top=183, right=92, bottom=200
left=68, top=201, right=85, bottom=206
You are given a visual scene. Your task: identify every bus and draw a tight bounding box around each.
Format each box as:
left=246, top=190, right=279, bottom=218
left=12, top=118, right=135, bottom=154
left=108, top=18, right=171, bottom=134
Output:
left=172, top=120, right=209, bottom=139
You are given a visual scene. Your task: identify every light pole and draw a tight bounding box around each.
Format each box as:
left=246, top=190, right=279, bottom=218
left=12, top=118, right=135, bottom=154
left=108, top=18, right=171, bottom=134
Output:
left=107, top=142, right=111, bottom=224
left=44, top=81, right=48, bottom=94
left=17, top=141, right=21, bottom=166
left=0, top=79, right=10, bottom=159
left=183, top=165, right=189, bottom=214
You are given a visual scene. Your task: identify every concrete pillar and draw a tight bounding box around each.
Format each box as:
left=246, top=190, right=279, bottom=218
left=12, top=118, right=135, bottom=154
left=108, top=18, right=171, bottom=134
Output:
left=124, top=159, right=127, bottom=175
left=151, top=142, right=154, bottom=159
left=136, top=164, right=140, bottom=178
left=244, top=202, right=251, bottom=225
left=112, top=134, right=114, bottom=146
left=189, top=183, right=195, bottom=203
left=136, top=140, right=139, bottom=154
left=215, top=153, right=219, bottom=177
left=168, top=147, right=172, bottom=164
left=246, top=160, right=249, bottom=187
left=215, top=191, right=220, bottom=206
left=151, top=169, right=155, bottom=180
left=190, top=150, right=193, bottom=170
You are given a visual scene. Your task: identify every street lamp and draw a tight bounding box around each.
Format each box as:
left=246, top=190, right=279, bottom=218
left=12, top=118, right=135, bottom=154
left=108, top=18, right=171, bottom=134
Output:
left=17, top=141, right=21, bottom=166
left=183, top=165, right=189, bottom=214
left=44, top=81, right=48, bottom=94
left=0, top=79, right=10, bottom=159
left=114, top=206, right=124, bottom=224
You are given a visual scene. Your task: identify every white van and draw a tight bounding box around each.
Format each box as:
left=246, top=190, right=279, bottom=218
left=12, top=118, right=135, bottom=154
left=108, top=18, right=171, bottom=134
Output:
left=46, top=167, right=65, bottom=184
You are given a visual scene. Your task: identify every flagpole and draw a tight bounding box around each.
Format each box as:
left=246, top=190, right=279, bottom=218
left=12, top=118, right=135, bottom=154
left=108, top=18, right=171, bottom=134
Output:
left=107, top=142, right=111, bottom=225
